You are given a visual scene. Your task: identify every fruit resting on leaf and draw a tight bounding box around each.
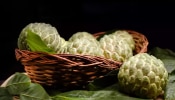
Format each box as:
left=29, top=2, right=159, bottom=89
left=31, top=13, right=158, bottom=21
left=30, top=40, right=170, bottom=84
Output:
left=118, top=53, right=168, bottom=99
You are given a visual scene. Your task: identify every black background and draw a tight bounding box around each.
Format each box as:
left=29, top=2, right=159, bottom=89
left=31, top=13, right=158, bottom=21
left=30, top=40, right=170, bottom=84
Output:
left=1, top=1, right=175, bottom=80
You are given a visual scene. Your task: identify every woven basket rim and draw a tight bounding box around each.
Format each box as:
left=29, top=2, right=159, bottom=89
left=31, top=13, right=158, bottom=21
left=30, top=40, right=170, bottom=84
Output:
left=15, top=29, right=149, bottom=89
left=15, top=48, right=122, bottom=67
left=15, top=48, right=122, bottom=90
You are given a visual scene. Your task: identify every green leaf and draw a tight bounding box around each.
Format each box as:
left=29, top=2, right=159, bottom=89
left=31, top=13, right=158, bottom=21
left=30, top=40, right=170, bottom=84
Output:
left=52, top=90, right=91, bottom=100
left=165, top=70, right=175, bottom=100
left=161, top=59, right=175, bottom=74
left=0, top=87, right=13, bottom=100
left=165, top=74, right=175, bottom=100
left=149, top=47, right=175, bottom=60
left=20, top=83, right=51, bottom=100
left=26, top=29, right=56, bottom=54
left=52, top=84, right=152, bottom=100
left=5, top=72, right=31, bottom=95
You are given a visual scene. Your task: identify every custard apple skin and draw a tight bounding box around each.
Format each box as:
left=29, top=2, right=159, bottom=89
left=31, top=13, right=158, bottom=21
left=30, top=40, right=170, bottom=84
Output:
left=68, top=32, right=96, bottom=42
left=118, top=53, right=168, bottom=99
left=63, top=38, right=104, bottom=57
left=112, top=30, right=135, bottom=50
left=99, top=34, right=133, bottom=62
left=61, top=31, right=104, bottom=56
left=68, top=31, right=100, bottom=46
left=17, top=22, right=66, bottom=53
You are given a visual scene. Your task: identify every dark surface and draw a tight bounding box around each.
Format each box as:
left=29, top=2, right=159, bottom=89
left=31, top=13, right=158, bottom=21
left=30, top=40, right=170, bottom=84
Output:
left=1, top=1, right=175, bottom=80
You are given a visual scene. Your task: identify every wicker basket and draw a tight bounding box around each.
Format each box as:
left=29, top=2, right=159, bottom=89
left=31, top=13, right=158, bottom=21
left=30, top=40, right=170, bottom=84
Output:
left=15, top=29, right=148, bottom=91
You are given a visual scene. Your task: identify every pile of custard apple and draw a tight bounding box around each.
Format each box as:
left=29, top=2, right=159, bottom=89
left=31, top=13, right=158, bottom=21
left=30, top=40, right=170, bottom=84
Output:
left=17, top=22, right=168, bottom=99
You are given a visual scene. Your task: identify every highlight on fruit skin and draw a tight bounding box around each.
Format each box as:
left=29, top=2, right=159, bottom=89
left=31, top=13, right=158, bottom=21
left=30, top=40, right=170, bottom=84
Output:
left=61, top=32, right=104, bottom=57
left=99, top=30, right=134, bottom=62
left=112, top=30, right=135, bottom=50
left=117, top=53, right=168, bottom=99
left=68, top=31, right=97, bottom=43
left=17, top=22, right=66, bottom=53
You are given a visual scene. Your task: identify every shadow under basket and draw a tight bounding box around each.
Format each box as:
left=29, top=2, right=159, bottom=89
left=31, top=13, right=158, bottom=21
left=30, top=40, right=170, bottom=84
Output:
left=15, top=29, right=148, bottom=91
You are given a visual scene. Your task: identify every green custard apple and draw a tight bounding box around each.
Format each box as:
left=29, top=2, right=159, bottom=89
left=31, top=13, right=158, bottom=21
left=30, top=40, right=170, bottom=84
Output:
left=68, top=31, right=100, bottom=46
left=60, top=31, right=104, bottom=56
left=112, top=30, right=135, bottom=50
left=17, top=22, right=66, bottom=53
left=118, top=53, right=168, bottom=99
left=99, top=33, right=133, bottom=62
left=69, top=32, right=96, bottom=41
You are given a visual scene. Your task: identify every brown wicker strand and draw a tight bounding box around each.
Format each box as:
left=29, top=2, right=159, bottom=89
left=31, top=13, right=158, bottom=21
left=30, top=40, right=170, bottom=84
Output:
left=125, top=30, right=149, bottom=54
left=15, top=48, right=121, bottom=90
left=15, top=29, right=148, bottom=90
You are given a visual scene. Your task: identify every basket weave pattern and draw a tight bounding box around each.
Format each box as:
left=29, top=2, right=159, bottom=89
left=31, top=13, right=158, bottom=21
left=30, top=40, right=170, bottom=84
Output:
left=15, top=49, right=122, bottom=90
left=125, top=30, right=149, bottom=54
left=15, top=30, right=148, bottom=90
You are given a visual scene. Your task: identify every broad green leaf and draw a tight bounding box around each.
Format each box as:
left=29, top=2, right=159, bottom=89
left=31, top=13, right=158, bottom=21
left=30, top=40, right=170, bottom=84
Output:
left=94, top=84, right=152, bottom=100
left=26, top=29, right=56, bottom=54
left=52, top=84, right=152, bottom=100
left=5, top=72, right=31, bottom=95
left=52, top=90, right=93, bottom=100
left=149, top=47, right=175, bottom=60
left=165, top=74, right=175, bottom=100
left=0, top=87, right=13, bottom=100
left=52, top=96, right=89, bottom=100
left=53, top=91, right=140, bottom=100
left=20, top=83, right=51, bottom=100
left=161, top=59, right=175, bottom=74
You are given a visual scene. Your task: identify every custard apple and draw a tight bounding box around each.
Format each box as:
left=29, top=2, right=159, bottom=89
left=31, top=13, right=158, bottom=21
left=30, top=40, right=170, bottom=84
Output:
left=69, top=32, right=95, bottom=41
left=112, top=30, right=135, bottom=50
left=17, top=22, right=66, bottom=53
left=118, top=53, right=168, bottom=99
left=63, top=37, right=104, bottom=57
left=68, top=31, right=100, bottom=46
left=99, top=34, right=133, bottom=62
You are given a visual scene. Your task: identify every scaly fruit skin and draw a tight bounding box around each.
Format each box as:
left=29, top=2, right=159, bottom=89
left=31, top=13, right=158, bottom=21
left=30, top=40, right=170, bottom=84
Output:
left=118, top=53, right=168, bottom=99
left=17, top=22, right=66, bottom=53
left=68, top=31, right=100, bottom=46
left=112, top=30, right=135, bottom=50
left=61, top=31, right=104, bottom=56
left=69, top=32, right=96, bottom=41
left=99, top=34, right=133, bottom=62
left=63, top=38, right=104, bottom=57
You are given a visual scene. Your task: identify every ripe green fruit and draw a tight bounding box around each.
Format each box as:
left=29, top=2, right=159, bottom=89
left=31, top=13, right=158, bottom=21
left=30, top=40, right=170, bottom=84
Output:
left=17, top=22, right=66, bottom=53
left=61, top=31, right=104, bottom=56
left=99, top=33, right=133, bottom=62
left=69, top=31, right=96, bottom=42
left=112, top=30, right=135, bottom=50
left=118, top=53, right=168, bottom=99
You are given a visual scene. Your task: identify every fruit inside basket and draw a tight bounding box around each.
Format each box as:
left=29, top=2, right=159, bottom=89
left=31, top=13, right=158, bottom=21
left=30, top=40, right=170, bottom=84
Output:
left=15, top=22, right=149, bottom=91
